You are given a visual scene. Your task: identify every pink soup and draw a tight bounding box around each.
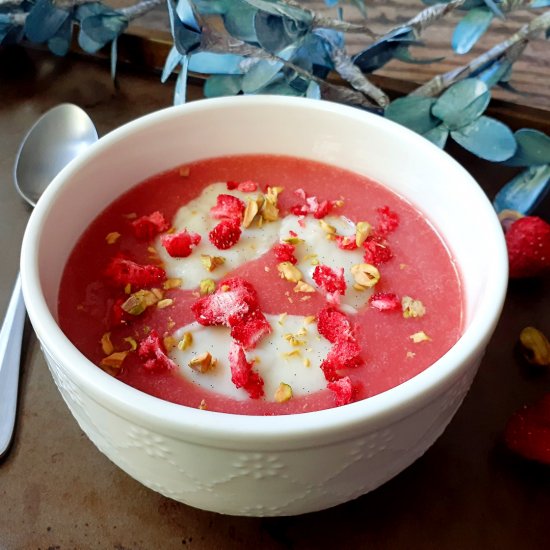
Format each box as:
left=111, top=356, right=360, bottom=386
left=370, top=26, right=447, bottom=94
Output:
left=58, top=154, right=463, bottom=415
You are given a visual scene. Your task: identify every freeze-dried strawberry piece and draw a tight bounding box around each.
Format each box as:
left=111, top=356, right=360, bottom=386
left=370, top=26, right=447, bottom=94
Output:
left=320, top=356, right=339, bottom=382
left=228, top=342, right=264, bottom=398
left=191, top=277, right=271, bottom=350
left=111, top=297, right=129, bottom=325
left=131, top=211, right=169, bottom=240
left=105, top=255, right=166, bottom=288
left=237, top=180, right=258, bottom=192
left=160, top=229, right=201, bottom=258
left=317, top=306, right=353, bottom=343
left=363, top=236, right=392, bottom=266
left=327, top=376, right=354, bottom=406
left=327, top=339, right=362, bottom=370
left=230, top=311, right=272, bottom=350
left=210, top=194, right=245, bottom=222
left=226, top=181, right=238, bottom=190
left=369, top=292, right=401, bottom=312
left=209, top=219, right=242, bottom=250
left=376, top=206, right=399, bottom=236
left=273, top=242, right=297, bottom=264
left=335, top=235, right=358, bottom=250
left=289, top=189, right=339, bottom=219
left=504, top=393, right=550, bottom=464
left=505, top=216, right=550, bottom=278
left=138, top=330, right=177, bottom=372
left=312, top=265, right=347, bottom=295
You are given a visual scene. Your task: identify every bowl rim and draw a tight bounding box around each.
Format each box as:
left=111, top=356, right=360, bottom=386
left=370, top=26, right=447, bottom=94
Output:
left=20, top=95, right=508, bottom=447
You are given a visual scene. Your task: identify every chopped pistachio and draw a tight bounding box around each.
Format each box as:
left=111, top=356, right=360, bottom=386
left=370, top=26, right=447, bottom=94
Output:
left=163, top=335, right=177, bottom=351
left=278, top=312, right=288, bottom=326
left=300, top=295, right=312, bottom=302
left=410, top=331, right=431, bottom=343
left=121, top=290, right=161, bottom=316
left=282, top=349, right=301, bottom=360
left=179, top=165, right=190, bottom=176
left=157, top=298, right=173, bottom=309
left=200, top=254, right=225, bottom=272
left=124, top=336, right=138, bottom=351
left=519, top=326, right=550, bottom=366
left=147, top=246, right=157, bottom=254
left=101, top=332, right=114, bottom=355
left=124, top=283, right=132, bottom=295
left=178, top=332, right=194, bottom=351
left=123, top=212, right=137, bottom=220
left=260, top=196, right=279, bottom=222
left=188, top=352, right=217, bottom=373
left=220, top=284, right=230, bottom=292
left=105, top=232, right=121, bottom=245
left=242, top=198, right=259, bottom=228
left=406, top=351, right=416, bottom=359
left=151, top=288, right=164, bottom=300
left=283, top=333, right=305, bottom=347
left=198, top=399, right=207, bottom=410
left=304, top=315, right=316, bottom=325
left=319, top=219, right=336, bottom=235
left=304, top=253, right=319, bottom=266
left=303, top=357, right=311, bottom=368
left=355, top=221, right=371, bottom=247
left=199, top=279, right=216, bottom=295
left=402, top=296, right=426, bottom=319
left=351, top=263, right=380, bottom=288
left=293, top=281, right=315, bottom=293
left=274, top=382, right=293, bottom=403
left=163, top=278, right=182, bottom=290
left=100, top=351, right=128, bottom=369
left=277, top=261, right=302, bottom=283
left=283, top=236, right=304, bottom=246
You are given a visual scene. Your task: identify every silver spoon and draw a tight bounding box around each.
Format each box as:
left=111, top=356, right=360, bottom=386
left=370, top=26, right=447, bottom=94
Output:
left=0, top=104, right=98, bottom=458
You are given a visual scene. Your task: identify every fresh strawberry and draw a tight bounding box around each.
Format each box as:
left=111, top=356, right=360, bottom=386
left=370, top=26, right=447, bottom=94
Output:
left=505, top=216, right=550, bottom=279
left=369, top=292, right=401, bottom=312
left=210, top=194, right=245, bottom=222
left=138, top=330, right=177, bottom=372
left=105, top=255, right=166, bottom=288
left=160, top=229, right=201, bottom=258
left=209, top=219, right=242, bottom=250
left=228, top=341, right=264, bottom=398
left=363, top=235, right=392, bottom=266
left=317, top=306, right=353, bottom=343
left=327, top=376, right=354, bottom=406
left=504, top=393, right=550, bottom=464
left=273, top=242, right=297, bottom=264
left=312, top=264, right=347, bottom=295
left=131, top=211, right=169, bottom=240
left=376, top=206, right=399, bottom=236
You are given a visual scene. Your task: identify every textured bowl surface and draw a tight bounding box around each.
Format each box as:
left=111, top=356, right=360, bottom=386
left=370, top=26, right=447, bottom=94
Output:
left=21, top=96, right=508, bottom=516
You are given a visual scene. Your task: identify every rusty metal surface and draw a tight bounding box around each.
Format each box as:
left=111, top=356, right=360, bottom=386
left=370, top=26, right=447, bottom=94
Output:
left=0, top=46, right=549, bottom=550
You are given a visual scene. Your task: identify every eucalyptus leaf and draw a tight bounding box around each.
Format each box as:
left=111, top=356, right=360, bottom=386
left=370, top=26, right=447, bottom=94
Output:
left=254, top=11, right=309, bottom=53
left=78, top=29, right=104, bottom=54
left=167, top=0, right=201, bottom=55
left=385, top=96, right=439, bottom=135
left=505, top=129, right=550, bottom=167
left=174, top=56, right=189, bottom=105
left=193, top=0, right=230, bottom=14
left=432, top=78, right=490, bottom=130
left=81, top=14, right=128, bottom=45
left=243, top=0, right=313, bottom=25
left=47, top=15, right=72, bottom=56
left=162, top=45, right=184, bottom=82
left=176, top=0, right=200, bottom=31
left=451, top=116, right=516, bottom=161
left=111, top=37, right=118, bottom=81
left=423, top=124, right=449, bottom=149
left=306, top=80, right=321, bottom=99
left=223, top=3, right=258, bottom=42
left=482, top=0, right=504, bottom=19
left=188, top=52, right=247, bottom=75
left=493, top=165, right=550, bottom=215
left=257, top=75, right=303, bottom=96
left=352, top=27, right=416, bottom=73
left=241, top=43, right=297, bottom=93
left=24, top=0, right=68, bottom=43
left=476, top=59, right=512, bottom=88
left=393, top=46, right=444, bottom=65
left=204, top=74, right=243, bottom=97
left=452, top=7, right=493, bottom=54
left=529, top=0, right=550, bottom=7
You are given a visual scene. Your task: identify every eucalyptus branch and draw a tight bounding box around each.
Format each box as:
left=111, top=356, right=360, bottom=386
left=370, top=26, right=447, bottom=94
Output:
left=54, top=0, right=94, bottom=8
left=119, top=0, right=164, bottom=20
left=200, top=15, right=377, bottom=108
left=412, top=10, right=550, bottom=97
left=404, top=0, right=467, bottom=36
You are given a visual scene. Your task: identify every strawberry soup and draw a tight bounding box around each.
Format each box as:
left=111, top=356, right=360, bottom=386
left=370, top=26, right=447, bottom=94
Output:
left=58, top=154, right=463, bottom=415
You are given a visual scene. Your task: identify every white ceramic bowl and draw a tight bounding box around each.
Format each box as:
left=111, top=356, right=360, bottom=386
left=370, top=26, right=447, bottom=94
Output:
left=21, top=96, right=508, bottom=516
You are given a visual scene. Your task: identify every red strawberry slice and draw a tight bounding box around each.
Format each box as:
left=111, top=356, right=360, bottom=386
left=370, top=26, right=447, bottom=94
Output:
left=131, top=211, right=169, bottom=240
left=210, top=194, right=245, bottom=222
left=209, top=219, right=242, bottom=250
left=505, top=216, right=550, bottom=279
left=105, top=255, right=166, bottom=288
left=160, top=229, right=201, bottom=258
left=504, top=393, right=550, bottom=464
left=138, top=330, right=177, bottom=372
left=228, top=342, right=264, bottom=398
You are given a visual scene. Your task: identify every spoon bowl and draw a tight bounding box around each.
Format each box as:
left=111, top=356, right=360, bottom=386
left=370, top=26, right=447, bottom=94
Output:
left=0, top=104, right=97, bottom=458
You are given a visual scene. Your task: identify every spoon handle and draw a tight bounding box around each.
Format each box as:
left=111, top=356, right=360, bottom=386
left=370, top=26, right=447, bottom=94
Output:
left=0, top=274, right=26, bottom=458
